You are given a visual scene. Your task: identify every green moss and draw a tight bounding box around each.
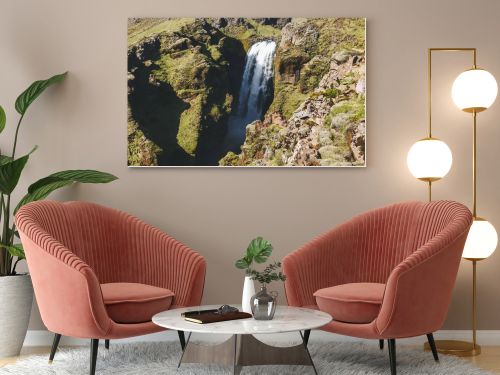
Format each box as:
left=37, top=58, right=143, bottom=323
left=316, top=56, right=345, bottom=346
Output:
left=219, top=151, right=240, bottom=166
left=330, top=95, right=364, bottom=121
left=154, top=51, right=208, bottom=91
left=324, top=88, right=339, bottom=98
left=221, top=25, right=256, bottom=50
left=299, top=57, right=329, bottom=92
left=269, top=150, right=284, bottom=166
left=208, top=45, right=222, bottom=61
left=246, top=19, right=281, bottom=39
left=340, top=74, right=357, bottom=86
left=269, top=82, right=308, bottom=119
left=315, top=18, right=365, bottom=57
left=223, top=94, right=233, bottom=113
left=209, top=104, right=222, bottom=121
left=176, top=88, right=206, bottom=99
left=177, top=95, right=204, bottom=155
left=128, top=18, right=195, bottom=46
left=221, top=19, right=280, bottom=51
left=127, top=119, right=162, bottom=166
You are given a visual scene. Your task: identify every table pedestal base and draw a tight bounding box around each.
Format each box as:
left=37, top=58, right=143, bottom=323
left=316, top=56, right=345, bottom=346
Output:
left=178, top=332, right=317, bottom=374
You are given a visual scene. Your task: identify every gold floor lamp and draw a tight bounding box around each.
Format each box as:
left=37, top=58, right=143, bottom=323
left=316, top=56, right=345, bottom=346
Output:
left=407, top=48, right=498, bottom=356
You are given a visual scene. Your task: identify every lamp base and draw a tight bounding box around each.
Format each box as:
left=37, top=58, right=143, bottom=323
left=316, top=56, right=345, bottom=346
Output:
left=424, top=340, right=481, bottom=357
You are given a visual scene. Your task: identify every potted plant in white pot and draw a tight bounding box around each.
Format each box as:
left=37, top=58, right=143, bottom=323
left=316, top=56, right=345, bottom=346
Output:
left=0, top=72, right=117, bottom=358
left=235, top=237, right=274, bottom=313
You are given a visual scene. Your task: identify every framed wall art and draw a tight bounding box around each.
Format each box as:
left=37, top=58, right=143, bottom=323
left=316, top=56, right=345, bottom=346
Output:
left=128, top=18, right=366, bottom=167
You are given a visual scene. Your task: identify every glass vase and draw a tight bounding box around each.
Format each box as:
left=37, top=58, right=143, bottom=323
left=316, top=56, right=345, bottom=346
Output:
left=250, top=285, right=278, bottom=320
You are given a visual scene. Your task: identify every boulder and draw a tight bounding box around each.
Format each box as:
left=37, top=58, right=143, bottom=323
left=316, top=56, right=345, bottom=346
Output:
left=280, top=20, right=319, bottom=51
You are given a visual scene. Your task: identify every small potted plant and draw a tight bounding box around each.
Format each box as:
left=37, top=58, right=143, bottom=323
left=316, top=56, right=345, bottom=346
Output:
left=235, top=237, right=286, bottom=319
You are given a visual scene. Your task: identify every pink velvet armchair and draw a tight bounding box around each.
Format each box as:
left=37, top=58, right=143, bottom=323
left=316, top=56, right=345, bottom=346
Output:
left=16, top=200, right=206, bottom=375
left=283, top=200, right=472, bottom=375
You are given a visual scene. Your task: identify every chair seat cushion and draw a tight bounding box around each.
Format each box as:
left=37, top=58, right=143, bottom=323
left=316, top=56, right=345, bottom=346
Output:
left=101, top=283, right=174, bottom=324
left=313, top=283, right=385, bottom=324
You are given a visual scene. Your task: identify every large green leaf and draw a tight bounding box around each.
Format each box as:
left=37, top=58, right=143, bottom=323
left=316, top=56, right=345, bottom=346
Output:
left=0, top=148, right=37, bottom=194
left=28, top=170, right=117, bottom=193
left=14, top=169, right=117, bottom=213
left=246, top=237, right=273, bottom=264
left=16, top=180, right=73, bottom=211
left=0, top=105, right=5, bottom=134
left=235, top=258, right=250, bottom=269
left=15, top=72, right=67, bottom=115
left=0, top=244, right=25, bottom=260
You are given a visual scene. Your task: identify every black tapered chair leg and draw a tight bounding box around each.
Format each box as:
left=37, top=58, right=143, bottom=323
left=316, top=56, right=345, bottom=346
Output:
left=90, top=339, right=99, bottom=375
left=105, top=339, right=110, bottom=350
left=426, top=333, right=439, bottom=362
left=303, top=329, right=311, bottom=347
left=379, top=339, right=384, bottom=350
left=177, top=330, right=186, bottom=350
left=388, top=339, right=396, bottom=375
left=48, top=333, right=62, bottom=363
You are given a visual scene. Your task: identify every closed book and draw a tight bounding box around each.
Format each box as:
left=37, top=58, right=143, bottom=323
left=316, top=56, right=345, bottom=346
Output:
left=183, top=311, right=252, bottom=324
left=181, top=309, right=218, bottom=317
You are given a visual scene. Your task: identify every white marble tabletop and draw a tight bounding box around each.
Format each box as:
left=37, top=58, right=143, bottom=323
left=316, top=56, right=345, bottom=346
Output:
left=152, top=305, right=332, bottom=335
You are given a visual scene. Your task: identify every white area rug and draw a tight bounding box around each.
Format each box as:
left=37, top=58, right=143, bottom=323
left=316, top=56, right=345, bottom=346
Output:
left=0, top=341, right=494, bottom=374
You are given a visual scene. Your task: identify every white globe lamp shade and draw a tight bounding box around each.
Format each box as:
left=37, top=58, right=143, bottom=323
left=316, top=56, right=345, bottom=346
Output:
left=452, top=69, right=498, bottom=113
left=462, top=218, right=498, bottom=259
left=407, top=138, right=453, bottom=181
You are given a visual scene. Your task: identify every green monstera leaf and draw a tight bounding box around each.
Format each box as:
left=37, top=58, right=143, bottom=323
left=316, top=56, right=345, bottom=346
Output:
left=246, top=236, right=273, bottom=263
left=15, top=72, right=67, bottom=115
left=235, top=257, right=251, bottom=269
left=235, top=237, right=274, bottom=271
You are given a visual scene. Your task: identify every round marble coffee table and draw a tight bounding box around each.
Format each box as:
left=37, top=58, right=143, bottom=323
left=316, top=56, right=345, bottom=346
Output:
left=153, top=305, right=332, bottom=374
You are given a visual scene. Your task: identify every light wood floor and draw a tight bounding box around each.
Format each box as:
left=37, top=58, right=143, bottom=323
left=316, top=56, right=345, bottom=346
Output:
left=2, top=345, right=500, bottom=372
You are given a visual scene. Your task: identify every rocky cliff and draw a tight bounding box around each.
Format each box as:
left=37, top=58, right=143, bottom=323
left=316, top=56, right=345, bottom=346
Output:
left=128, top=18, right=247, bottom=165
left=220, top=18, right=366, bottom=166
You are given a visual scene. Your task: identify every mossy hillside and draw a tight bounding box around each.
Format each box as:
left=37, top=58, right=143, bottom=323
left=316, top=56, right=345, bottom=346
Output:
left=177, top=94, right=204, bottom=155
left=128, top=19, right=247, bottom=162
left=325, top=93, right=365, bottom=129
left=221, top=18, right=366, bottom=167
left=269, top=18, right=365, bottom=121
left=128, top=18, right=196, bottom=46
left=269, top=81, right=308, bottom=119
left=152, top=49, right=233, bottom=157
left=127, top=117, right=162, bottom=166
left=315, top=18, right=365, bottom=57
left=221, top=19, right=281, bottom=50
left=299, top=56, right=330, bottom=92
left=219, top=123, right=286, bottom=166
left=218, top=151, right=240, bottom=166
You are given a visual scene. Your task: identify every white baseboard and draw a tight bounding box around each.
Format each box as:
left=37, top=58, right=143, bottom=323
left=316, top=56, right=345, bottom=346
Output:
left=23, top=329, right=500, bottom=347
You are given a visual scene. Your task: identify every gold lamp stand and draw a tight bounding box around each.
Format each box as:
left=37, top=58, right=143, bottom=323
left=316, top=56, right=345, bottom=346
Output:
left=425, top=117, right=482, bottom=353
left=424, top=258, right=481, bottom=356
left=422, top=48, right=487, bottom=357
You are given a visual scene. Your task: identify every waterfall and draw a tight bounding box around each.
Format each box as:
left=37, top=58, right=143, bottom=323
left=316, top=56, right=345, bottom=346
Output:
left=224, top=41, right=276, bottom=150
left=237, top=41, right=277, bottom=120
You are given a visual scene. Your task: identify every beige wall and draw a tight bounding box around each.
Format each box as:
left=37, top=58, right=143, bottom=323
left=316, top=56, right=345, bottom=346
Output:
left=1, top=0, right=500, bottom=331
